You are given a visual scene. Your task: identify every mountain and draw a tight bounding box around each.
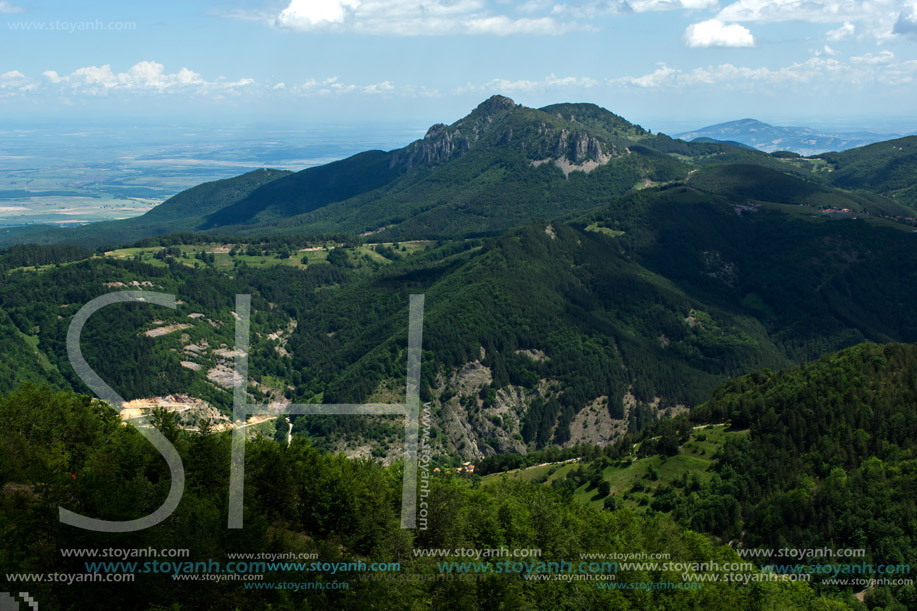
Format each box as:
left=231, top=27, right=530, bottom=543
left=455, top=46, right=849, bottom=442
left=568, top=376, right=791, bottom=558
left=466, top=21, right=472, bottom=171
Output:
left=7, top=99, right=917, bottom=249
left=684, top=136, right=757, bottom=150
left=3, top=97, right=917, bottom=458
left=1, top=99, right=917, bottom=435
left=0, top=97, right=763, bottom=248
left=200, top=96, right=690, bottom=239
left=303, top=181, right=917, bottom=453
left=676, top=118, right=906, bottom=155
left=818, top=136, right=917, bottom=210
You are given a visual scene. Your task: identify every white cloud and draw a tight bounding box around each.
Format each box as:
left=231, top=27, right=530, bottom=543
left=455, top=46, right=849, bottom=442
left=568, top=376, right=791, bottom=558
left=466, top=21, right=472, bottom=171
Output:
left=826, top=21, right=855, bottom=40
left=611, top=54, right=917, bottom=88
left=38, top=62, right=253, bottom=96
left=465, top=15, right=579, bottom=33
left=0, top=1, right=23, bottom=13
left=456, top=73, right=599, bottom=94
left=276, top=0, right=360, bottom=28
left=363, top=80, right=395, bottom=94
left=42, top=70, right=64, bottom=84
left=223, top=77, right=256, bottom=88
left=547, top=0, right=629, bottom=18
left=228, top=0, right=917, bottom=42
left=0, top=70, right=32, bottom=97
left=851, top=50, right=894, bottom=63
left=630, top=0, right=719, bottom=10
left=550, top=0, right=717, bottom=15
left=684, top=19, right=755, bottom=46
left=298, top=76, right=356, bottom=94
left=269, top=0, right=720, bottom=35
left=289, top=77, right=436, bottom=96
left=624, top=64, right=680, bottom=86
left=272, top=0, right=586, bottom=34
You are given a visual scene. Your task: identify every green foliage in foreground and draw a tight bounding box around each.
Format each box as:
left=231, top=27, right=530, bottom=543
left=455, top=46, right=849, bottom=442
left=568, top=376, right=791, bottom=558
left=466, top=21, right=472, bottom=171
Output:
left=689, top=343, right=917, bottom=556
left=501, top=343, right=917, bottom=609
left=0, top=385, right=851, bottom=610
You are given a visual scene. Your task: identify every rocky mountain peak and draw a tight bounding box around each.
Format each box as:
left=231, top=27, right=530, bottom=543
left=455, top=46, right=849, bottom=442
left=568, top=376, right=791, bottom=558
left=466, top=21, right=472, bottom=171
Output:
left=474, top=95, right=516, bottom=115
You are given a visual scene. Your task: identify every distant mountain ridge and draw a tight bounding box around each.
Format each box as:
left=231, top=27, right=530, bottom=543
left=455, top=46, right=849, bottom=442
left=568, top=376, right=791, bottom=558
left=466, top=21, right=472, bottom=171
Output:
left=3, top=97, right=917, bottom=248
left=676, top=118, right=907, bottom=155
left=2, top=96, right=731, bottom=246
left=200, top=96, right=661, bottom=234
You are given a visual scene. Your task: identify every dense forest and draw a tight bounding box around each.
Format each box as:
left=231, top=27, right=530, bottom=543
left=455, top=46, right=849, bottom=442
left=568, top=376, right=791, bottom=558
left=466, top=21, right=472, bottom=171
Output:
left=487, top=343, right=917, bottom=609
left=0, top=383, right=856, bottom=609
left=2, top=179, right=917, bottom=457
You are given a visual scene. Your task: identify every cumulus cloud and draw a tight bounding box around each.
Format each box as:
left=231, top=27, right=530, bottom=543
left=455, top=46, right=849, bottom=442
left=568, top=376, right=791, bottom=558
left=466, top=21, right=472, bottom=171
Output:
left=0, top=1, right=23, bottom=13
left=0, top=70, right=32, bottom=97
left=42, top=70, right=64, bottom=84
left=276, top=0, right=360, bottom=28
left=272, top=0, right=587, bottom=34
left=684, top=18, right=755, bottom=46
left=826, top=21, right=856, bottom=40
left=38, top=62, right=253, bottom=96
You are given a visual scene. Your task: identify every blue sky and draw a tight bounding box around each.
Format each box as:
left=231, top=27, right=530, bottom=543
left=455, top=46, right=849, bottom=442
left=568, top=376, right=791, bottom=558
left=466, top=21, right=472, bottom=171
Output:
left=2, top=0, right=917, bottom=133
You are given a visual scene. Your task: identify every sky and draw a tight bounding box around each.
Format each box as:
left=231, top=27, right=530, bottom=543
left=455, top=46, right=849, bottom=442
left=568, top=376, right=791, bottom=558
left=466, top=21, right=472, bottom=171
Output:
left=1, top=0, right=917, bottom=134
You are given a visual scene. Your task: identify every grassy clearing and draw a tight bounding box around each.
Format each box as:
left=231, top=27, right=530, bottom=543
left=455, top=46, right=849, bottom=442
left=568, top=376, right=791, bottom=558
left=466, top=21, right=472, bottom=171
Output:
left=101, top=241, right=436, bottom=273
left=576, top=424, right=745, bottom=511
left=482, top=424, right=747, bottom=515
left=585, top=222, right=625, bottom=237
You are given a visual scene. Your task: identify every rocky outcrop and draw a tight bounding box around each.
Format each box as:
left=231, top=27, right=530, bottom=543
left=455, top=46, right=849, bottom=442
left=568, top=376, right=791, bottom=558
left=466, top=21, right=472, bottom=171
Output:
left=391, top=123, right=477, bottom=169
left=390, top=95, right=518, bottom=170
